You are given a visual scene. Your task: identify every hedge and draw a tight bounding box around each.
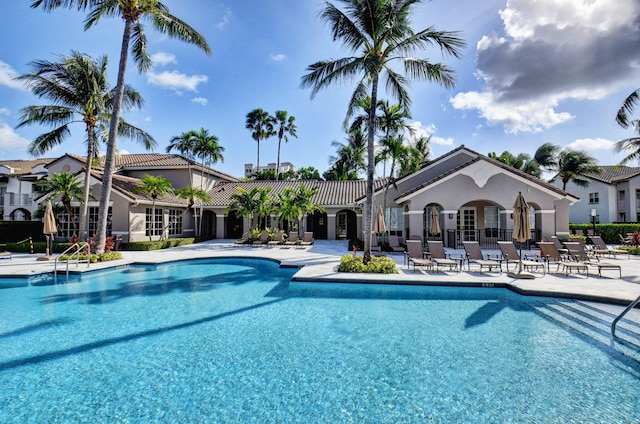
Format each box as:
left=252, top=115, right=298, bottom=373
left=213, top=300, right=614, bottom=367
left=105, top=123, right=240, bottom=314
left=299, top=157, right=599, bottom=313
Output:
left=122, top=238, right=196, bottom=251
left=338, top=254, right=397, bottom=274
left=569, top=223, right=640, bottom=244
left=0, top=221, right=47, bottom=243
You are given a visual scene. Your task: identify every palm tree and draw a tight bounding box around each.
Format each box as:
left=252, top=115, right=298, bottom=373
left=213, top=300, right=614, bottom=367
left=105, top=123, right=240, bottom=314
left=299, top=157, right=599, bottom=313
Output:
left=400, top=135, right=431, bottom=174
left=301, top=0, right=464, bottom=260
left=227, top=186, right=271, bottom=230
left=16, top=51, right=154, bottom=241
left=162, top=185, right=211, bottom=238
left=272, top=110, right=298, bottom=180
left=32, top=0, right=211, bottom=254
left=245, top=108, right=275, bottom=176
left=191, top=128, right=224, bottom=235
left=39, top=171, right=84, bottom=235
left=377, top=135, right=408, bottom=215
left=133, top=174, right=174, bottom=241
left=326, top=131, right=366, bottom=181
left=273, top=187, right=301, bottom=232
left=533, top=142, right=560, bottom=171
left=293, top=183, right=323, bottom=236
left=550, top=150, right=602, bottom=191
left=167, top=131, right=198, bottom=186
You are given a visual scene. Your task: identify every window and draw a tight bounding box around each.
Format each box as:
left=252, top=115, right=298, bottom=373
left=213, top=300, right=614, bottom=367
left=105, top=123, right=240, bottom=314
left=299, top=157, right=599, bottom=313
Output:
left=146, top=208, right=163, bottom=237
left=168, top=209, right=183, bottom=236
left=619, top=190, right=626, bottom=201
left=87, top=207, right=112, bottom=238
left=483, top=206, right=499, bottom=237
left=385, top=207, right=403, bottom=232
left=589, top=193, right=599, bottom=204
left=56, top=207, right=79, bottom=238
left=619, top=212, right=626, bottom=222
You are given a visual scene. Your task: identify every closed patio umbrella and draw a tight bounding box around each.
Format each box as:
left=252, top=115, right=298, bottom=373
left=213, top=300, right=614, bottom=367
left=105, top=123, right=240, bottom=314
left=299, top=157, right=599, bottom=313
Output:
left=510, top=191, right=534, bottom=279
left=429, top=208, right=441, bottom=236
left=374, top=205, right=386, bottom=234
left=38, top=200, right=58, bottom=261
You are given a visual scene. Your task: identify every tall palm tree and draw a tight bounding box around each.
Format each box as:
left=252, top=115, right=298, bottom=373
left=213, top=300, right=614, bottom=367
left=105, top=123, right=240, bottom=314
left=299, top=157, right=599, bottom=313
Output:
left=39, top=171, right=85, bottom=235
left=377, top=135, right=408, bottom=214
left=162, top=185, right=211, bottom=237
left=273, top=110, right=298, bottom=180
left=16, top=51, right=154, bottom=241
left=273, top=187, right=301, bottom=232
left=615, top=88, right=640, bottom=164
left=227, top=186, right=269, bottom=229
left=550, top=150, right=602, bottom=191
left=293, top=183, right=323, bottom=236
left=400, top=134, right=431, bottom=174
left=301, top=0, right=464, bottom=260
left=32, top=0, right=211, bottom=253
left=533, top=142, right=560, bottom=171
left=326, top=130, right=367, bottom=180
left=245, top=108, right=275, bottom=176
left=133, top=174, right=174, bottom=241
left=190, top=128, right=224, bottom=235
left=167, top=130, right=198, bottom=186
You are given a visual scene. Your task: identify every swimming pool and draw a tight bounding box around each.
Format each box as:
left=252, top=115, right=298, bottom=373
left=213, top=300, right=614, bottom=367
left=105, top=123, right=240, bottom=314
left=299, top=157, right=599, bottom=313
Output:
left=1, top=258, right=638, bottom=422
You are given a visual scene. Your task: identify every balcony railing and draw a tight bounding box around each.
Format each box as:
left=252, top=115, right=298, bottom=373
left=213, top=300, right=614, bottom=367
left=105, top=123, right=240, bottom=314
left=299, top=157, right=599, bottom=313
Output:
left=8, top=193, right=33, bottom=206
left=444, top=228, right=542, bottom=250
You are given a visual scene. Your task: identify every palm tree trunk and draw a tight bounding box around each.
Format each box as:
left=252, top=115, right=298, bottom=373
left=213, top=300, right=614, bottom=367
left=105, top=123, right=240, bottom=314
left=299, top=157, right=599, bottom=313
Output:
left=363, top=76, right=379, bottom=263
left=276, top=137, right=282, bottom=180
left=95, top=19, right=133, bottom=254
left=78, top=125, right=95, bottom=242
left=257, top=139, right=260, bottom=176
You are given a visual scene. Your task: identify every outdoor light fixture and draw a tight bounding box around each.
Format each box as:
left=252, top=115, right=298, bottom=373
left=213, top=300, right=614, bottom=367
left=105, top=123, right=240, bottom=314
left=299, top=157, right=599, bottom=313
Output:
left=448, top=213, right=453, bottom=219
left=591, top=208, right=597, bottom=235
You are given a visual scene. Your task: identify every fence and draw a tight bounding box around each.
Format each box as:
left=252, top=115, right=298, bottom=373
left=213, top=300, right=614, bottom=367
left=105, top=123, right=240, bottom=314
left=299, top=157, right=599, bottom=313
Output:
left=445, top=228, right=542, bottom=250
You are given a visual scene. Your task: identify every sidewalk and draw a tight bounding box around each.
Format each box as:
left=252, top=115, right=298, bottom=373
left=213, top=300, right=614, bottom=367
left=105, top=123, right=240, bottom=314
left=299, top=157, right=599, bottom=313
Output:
left=2, top=239, right=640, bottom=305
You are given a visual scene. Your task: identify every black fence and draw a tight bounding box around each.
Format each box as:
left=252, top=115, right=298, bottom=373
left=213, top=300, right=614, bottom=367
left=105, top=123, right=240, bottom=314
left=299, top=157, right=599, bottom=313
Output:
left=445, top=228, right=542, bottom=250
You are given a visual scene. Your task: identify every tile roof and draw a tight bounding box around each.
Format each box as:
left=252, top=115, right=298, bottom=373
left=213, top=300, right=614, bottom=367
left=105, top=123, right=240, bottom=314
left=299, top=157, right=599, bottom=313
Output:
left=208, top=179, right=387, bottom=207
left=0, top=158, right=55, bottom=176
left=90, top=170, right=189, bottom=206
left=582, top=166, right=640, bottom=183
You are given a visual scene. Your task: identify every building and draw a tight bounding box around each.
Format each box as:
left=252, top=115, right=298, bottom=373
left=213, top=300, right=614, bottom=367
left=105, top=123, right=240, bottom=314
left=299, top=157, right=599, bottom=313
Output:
left=550, top=166, right=640, bottom=224
left=244, top=162, right=296, bottom=177
left=0, top=158, right=53, bottom=221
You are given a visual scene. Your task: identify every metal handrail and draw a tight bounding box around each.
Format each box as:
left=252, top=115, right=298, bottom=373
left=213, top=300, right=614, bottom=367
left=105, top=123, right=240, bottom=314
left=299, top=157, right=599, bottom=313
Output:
left=54, top=242, right=91, bottom=277
left=611, top=294, right=640, bottom=337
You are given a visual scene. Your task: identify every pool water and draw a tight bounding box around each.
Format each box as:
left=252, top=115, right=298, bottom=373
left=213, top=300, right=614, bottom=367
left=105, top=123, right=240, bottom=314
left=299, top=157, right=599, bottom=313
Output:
left=1, top=258, right=639, bottom=422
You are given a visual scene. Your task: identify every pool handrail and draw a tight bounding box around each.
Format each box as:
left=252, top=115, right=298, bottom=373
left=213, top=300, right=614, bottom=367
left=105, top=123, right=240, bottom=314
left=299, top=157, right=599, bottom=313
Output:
left=611, top=294, right=640, bottom=337
left=54, top=242, right=91, bottom=277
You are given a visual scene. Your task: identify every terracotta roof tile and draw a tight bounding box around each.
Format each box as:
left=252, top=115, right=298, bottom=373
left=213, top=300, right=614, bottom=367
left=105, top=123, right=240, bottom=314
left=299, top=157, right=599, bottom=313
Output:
left=0, top=158, right=55, bottom=175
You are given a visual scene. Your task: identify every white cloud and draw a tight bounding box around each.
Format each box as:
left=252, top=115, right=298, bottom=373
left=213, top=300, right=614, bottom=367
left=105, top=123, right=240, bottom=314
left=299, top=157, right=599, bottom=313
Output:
left=192, top=97, right=208, bottom=106
left=118, top=149, right=130, bottom=155
left=0, top=108, right=10, bottom=116
left=567, top=137, right=616, bottom=151
left=0, top=61, right=27, bottom=90
left=217, top=8, right=232, bottom=30
left=147, top=70, right=208, bottom=93
left=271, top=53, right=287, bottom=62
left=151, top=52, right=177, bottom=66
left=0, top=121, right=30, bottom=150
left=451, top=0, right=640, bottom=133
left=407, top=121, right=454, bottom=146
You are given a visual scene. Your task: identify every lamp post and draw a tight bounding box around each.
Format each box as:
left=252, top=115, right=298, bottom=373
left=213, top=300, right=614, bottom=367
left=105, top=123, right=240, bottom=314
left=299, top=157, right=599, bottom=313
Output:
left=590, top=208, right=597, bottom=235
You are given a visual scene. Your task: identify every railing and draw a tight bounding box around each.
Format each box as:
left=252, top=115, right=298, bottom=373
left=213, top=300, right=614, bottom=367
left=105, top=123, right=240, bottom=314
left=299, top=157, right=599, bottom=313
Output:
left=611, top=294, right=640, bottom=337
left=16, top=237, right=34, bottom=254
left=8, top=193, right=33, bottom=206
left=445, top=228, right=542, bottom=249
left=54, top=242, right=90, bottom=277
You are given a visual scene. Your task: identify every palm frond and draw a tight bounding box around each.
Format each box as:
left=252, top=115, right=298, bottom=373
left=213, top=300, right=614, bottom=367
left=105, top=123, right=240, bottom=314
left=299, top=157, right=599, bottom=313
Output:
left=616, top=89, right=640, bottom=128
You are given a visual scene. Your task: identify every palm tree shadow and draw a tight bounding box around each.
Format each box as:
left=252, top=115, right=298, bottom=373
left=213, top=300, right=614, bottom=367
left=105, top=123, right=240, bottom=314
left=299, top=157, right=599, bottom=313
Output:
left=464, top=301, right=507, bottom=329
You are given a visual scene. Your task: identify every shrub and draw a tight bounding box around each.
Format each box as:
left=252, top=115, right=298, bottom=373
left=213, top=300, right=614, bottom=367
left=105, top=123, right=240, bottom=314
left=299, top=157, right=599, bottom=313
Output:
left=58, top=251, right=123, bottom=263
left=338, top=254, right=397, bottom=274
left=122, top=238, right=196, bottom=251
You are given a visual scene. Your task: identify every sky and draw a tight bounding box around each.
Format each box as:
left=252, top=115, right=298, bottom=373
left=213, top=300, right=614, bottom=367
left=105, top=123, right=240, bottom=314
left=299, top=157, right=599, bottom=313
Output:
left=1, top=0, right=639, bottom=179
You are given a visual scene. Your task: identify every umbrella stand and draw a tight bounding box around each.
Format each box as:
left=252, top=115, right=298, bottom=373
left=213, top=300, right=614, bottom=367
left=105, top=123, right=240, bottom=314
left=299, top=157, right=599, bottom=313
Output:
left=36, top=234, right=56, bottom=261
left=507, top=241, right=535, bottom=279
left=37, top=200, right=58, bottom=261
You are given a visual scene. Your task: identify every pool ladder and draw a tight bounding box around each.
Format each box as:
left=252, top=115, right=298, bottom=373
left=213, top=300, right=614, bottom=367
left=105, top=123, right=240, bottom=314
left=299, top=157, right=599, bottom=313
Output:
left=611, top=294, right=640, bottom=337
left=54, top=242, right=90, bottom=278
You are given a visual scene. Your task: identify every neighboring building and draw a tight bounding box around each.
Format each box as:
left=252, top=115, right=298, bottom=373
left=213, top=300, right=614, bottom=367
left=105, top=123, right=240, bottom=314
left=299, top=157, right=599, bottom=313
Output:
left=551, top=166, right=640, bottom=224
left=0, top=158, right=53, bottom=221
left=244, top=162, right=296, bottom=177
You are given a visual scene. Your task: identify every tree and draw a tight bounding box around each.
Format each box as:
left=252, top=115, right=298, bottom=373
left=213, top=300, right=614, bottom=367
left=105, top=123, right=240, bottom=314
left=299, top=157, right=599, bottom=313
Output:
left=549, top=150, right=602, bottom=191
left=161, top=185, right=212, bottom=238
left=297, top=167, right=323, bottom=180
left=246, top=108, right=275, bottom=176
left=133, top=174, right=174, bottom=241
left=16, top=51, right=154, bottom=240
left=189, top=128, right=224, bottom=235
left=325, top=131, right=366, bottom=181
left=39, top=171, right=85, bottom=234
left=377, top=135, right=408, bottom=217
left=400, top=135, right=431, bottom=175
left=227, top=186, right=272, bottom=229
left=301, top=0, right=464, bottom=261
left=32, top=0, right=211, bottom=254
left=273, top=187, right=301, bottom=231
left=293, top=183, right=323, bottom=236
left=272, top=110, right=298, bottom=180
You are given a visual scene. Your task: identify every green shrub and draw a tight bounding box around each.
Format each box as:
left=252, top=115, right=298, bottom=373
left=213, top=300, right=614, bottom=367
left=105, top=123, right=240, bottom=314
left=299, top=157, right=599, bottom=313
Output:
left=338, top=254, right=397, bottom=274
left=122, top=238, right=196, bottom=251
left=570, top=223, right=640, bottom=244
left=58, top=251, right=123, bottom=262
left=99, top=252, right=123, bottom=262
left=618, top=245, right=640, bottom=255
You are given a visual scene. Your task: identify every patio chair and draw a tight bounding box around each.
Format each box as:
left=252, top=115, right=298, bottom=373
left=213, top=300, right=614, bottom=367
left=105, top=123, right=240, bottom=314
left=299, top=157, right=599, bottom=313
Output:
left=550, top=236, right=569, bottom=256
left=405, top=240, right=433, bottom=272
left=497, top=241, right=545, bottom=274
left=234, top=232, right=251, bottom=246
left=562, top=241, right=621, bottom=278
left=425, top=240, right=459, bottom=272
left=589, top=235, right=629, bottom=259
left=299, top=232, right=314, bottom=246
left=267, top=231, right=284, bottom=247
left=0, top=250, right=11, bottom=260
left=387, top=234, right=405, bottom=253
left=284, top=232, right=299, bottom=246
left=462, top=241, right=502, bottom=274
left=537, top=242, right=589, bottom=276
left=252, top=230, right=270, bottom=246
left=619, top=233, right=631, bottom=246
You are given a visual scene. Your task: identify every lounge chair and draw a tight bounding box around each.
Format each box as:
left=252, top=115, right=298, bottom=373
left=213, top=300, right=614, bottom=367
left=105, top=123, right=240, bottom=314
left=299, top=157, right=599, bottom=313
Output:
left=252, top=230, right=270, bottom=246
left=550, top=236, right=569, bottom=256
left=267, top=231, right=284, bottom=247
left=371, top=233, right=382, bottom=253
left=537, top=242, right=589, bottom=276
left=0, top=251, right=11, bottom=260
left=405, top=240, right=432, bottom=272
left=425, top=240, right=459, bottom=272
left=497, top=241, right=545, bottom=274
left=284, top=232, right=299, bottom=247
left=462, top=241, right=501, bottom=274
left=589, top=235, right=629, bottom=259
left=234, top=232, right=251, bottom=247
left=299, top=232, right=314, bottom=246
left=562, top=241, right=621, bottom=278
left=387, top=234, right=405, bottom=253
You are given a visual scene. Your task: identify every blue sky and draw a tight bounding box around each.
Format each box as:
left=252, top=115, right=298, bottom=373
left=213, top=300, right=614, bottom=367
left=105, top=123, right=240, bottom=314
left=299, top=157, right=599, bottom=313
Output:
left=1, top=0, right=639, bottom=178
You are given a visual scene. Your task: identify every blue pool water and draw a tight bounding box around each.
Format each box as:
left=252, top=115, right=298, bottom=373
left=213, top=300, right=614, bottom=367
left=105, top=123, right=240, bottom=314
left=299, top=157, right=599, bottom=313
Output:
left=1, top=258, right=639, bottom=422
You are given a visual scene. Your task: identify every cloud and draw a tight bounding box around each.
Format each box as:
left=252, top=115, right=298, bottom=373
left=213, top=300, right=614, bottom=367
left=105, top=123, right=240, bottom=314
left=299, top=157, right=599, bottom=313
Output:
left=192, top=97, right=208, bottom=106
left=217, top=8, right=232, bottom=30
left=407, top=121, right=455, bottom=146
left=567, top=137, right=616, bottom=151
left=451, top=0, right=640, bottom=133
left=147, top=70, right=208, bottom=93
left=0, top=121, right=30, bottom=150
left=151, top=52, right=177, bottom=66
left=118, top=149, right=130, bottom=155
left=271, top=53, right=287, bottom=62
left=0, top=108, right=10, bottom=116
left=0, top=61, right=27, bottom=90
